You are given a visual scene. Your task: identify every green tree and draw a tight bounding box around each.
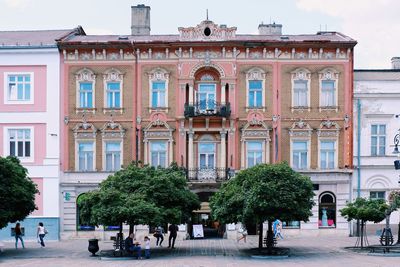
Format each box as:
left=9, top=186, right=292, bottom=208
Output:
left=340, top=197, right=388, bottom=248
left=0, top=156, right=38, bottom=229
left=210, top=162, right=315, bottom=252
left=79, top=162, right=200, bottom=235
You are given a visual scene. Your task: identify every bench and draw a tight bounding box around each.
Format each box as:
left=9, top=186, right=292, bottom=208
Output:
left=263, top=237, right=278, bottom=247
left=369, top=245, right=400, bottom=254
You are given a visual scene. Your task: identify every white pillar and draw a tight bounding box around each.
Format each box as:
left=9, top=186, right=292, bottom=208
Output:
left=189, top=84, right=194, bottom=105
left=188, top=132, right=194, bottom=170
left=169, top=138, right=173, bottom=165
left=221, top=82, right=226, bottom=105
left=143, top=140, right=148, bottom=165
left=241, top=139, right=245, bottom=169
left=220, top=131, right=226, bottom=178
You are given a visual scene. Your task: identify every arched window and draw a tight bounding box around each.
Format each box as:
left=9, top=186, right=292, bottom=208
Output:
left=148, top=68, right=169, bottom=110
left=76, top=193, right=95, bottom=231
left=319, top=68, right=339, bottom=111
left=291, top=68, right=311, bottom=110
left=75, top=68, right=96, bottom=112
left=319, top=192, right=336, bottom=228
left=103, top=68, right=123, bottom=112
left=245, top=67, right=266, bottom=111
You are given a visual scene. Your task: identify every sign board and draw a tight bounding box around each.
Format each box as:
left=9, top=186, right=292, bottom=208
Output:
left=192, top=224, right=204, bottom=238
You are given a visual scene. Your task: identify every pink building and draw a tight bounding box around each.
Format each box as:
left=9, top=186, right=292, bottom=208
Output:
left=0, top=28, right=83, bottom=240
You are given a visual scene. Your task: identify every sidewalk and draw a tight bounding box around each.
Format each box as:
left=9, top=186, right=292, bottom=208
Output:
left=0, top=235, right=399, bottom=267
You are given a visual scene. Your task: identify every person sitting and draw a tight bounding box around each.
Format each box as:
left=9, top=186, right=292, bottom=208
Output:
left=125, top=233, right=142, bottom=259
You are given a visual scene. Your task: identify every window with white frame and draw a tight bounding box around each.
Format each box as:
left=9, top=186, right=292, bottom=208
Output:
left=150, top=141, right=167, bottom=167
left=151, top=81, right=166, bottom=108
left=293, top=80, right=308, bottom=107
left=248, top=80, right=263, bottom=108
left=292, top=141, right=308, bottom=170
left=105, top=142, right=121, bottom=171
left=320, top=80, right=336, bottom=107
left=79, top=82, right=93, bottom=108
left=246, top=141, right=263, bottom=167
left=78, top=142, right=94, bottom=171
left=371, top=124, right=386, bottom=156
left=106, top=82, right=121, bottom=108
left=6, top=73, right=33, bottom=103
left=370, top=191, right=385, bottom=200
left=8, top=129, right=31, bottom=159
left=76, top=68, right=96, bottom=110
left=320, top=140, right=335, bottom=169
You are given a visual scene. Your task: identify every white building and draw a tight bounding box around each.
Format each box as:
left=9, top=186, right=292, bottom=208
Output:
left=0, top=28, right=83, bottom=240
left=353, top=57, right=400, bottom=235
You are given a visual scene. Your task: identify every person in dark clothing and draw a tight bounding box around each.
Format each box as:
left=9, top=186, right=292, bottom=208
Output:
left=168, top=224, right=179, bottom=249
left=125, top=233, right=142, bottom=259
left=14, top=223, right=24, bottom=249
left=154, top=226, right=164, bottom=247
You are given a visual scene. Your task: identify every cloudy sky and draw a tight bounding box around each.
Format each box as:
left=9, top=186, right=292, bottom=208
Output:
left=0, top=0, right=398, bottom=69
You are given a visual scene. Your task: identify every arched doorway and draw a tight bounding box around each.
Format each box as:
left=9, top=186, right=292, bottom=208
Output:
left=319, top=192, right=336, bottom=228
left=76, top=193, right=95, bottom=231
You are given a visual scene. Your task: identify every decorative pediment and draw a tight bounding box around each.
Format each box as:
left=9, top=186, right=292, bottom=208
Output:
left=148, top=68, right=169, bottom=81
left=75, top=68, right=96, bottom=82
left=241, top=113, right=270, bottom=140
left=103, top=68, right=123, bottom=82
left=291, top=68, right=311, bottom=80
left=100, top=119, right=125, bottom=139
left=246, top=67, right=266, bottom=80
left=319, top=68, right=339, bottom=80
left=73, top=119, right=97, bottom=139
left=143, top=115, right=174, bottom=139
left=317, top=120, right=340, bottom=137
left=178, top=20, right=237, bottom=41
left=189, top=62, right=225, bottom=78
left=289, top=119, right=312, bottom=137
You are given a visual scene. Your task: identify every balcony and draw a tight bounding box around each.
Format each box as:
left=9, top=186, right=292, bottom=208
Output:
left=185, top=167, right=234, bottom=182
left=184, top=101, right=231, bottom=118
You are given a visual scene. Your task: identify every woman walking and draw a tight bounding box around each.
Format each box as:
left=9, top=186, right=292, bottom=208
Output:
left=14, top=223, right=25, bottom=249
left=37, top=222, right=46, bottom=247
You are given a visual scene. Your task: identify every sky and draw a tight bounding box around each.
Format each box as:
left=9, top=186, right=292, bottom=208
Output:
left=0, top=0, right=398, bottom=69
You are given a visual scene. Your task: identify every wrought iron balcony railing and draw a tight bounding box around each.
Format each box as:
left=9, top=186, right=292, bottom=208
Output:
left=185, top=167, right=235, bottom=182
left=184, top=100, right=231, bottom=118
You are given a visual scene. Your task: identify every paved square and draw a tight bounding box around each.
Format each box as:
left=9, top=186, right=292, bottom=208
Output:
left=0, top=235, right=398, bottom=267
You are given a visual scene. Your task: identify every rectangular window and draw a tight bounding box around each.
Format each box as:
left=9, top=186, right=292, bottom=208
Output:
left=8, top=129, right=31, bottom=158
left=150, top=141, right=167, bottom=167
left=78, top=142, right=94, bottom=171
left=151, top=81, right=166, bottom=108
left=7, top=74, right=32, bottom=102
left=293, top=80, right=308, bottom=107
left=321, top=80, right=335, bottom=107
left=248, top=80, right=263, bottom=108
left=79, top=82, right=93, bottom=108
left=320, top=140, right=335, bottom=169
left=370, top=191, right=385, bottom=200
left=371, top=124, right=386, bottom=156
left=247, top=141, right=263, bottom=167
left=105, top=142, right=121, bottom=171
left=282, top=221, right=300, bottom=229
left=106, top=82, right=121, bottom=108
left=292, top=141, right=308, bottom=170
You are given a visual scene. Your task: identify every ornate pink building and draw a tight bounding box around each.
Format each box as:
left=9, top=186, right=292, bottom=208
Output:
left=59, top=5, right=356, bottom=238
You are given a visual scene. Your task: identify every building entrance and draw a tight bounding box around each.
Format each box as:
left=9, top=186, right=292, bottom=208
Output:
left=190, top=202, right=224, bottom=239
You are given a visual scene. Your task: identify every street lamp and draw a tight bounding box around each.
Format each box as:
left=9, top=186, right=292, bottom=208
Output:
left=392, top=129, right=400, bottom=244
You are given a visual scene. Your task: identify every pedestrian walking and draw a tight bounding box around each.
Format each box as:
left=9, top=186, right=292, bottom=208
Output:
left=168, top=223, right=178, bottom=249
left=154, top=225, right=164, bottom=247
left=37, top=222, right=47, bottom=247
left=144, top=236, right=151, bottom=259
left=14, top=223, right=25, bottom=249
left=273, top=219, right=284, bottom=239
left=237, top=225, right=248, bottom=243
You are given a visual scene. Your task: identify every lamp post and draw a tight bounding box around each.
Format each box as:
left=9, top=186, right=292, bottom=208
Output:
left=392, top=129, right=400, bottom=244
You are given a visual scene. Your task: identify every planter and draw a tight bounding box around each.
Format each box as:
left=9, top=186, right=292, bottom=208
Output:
left=88, top=238, right=99, bottom=256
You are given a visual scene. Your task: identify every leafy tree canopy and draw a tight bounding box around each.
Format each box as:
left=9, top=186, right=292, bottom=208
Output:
left=0, top=156, right=38, bottom=229
left=340, top=197, right=388, bottom=223
left=210, top=162, right=315, bottom=225
left=79, top=163, right=200, bottom=228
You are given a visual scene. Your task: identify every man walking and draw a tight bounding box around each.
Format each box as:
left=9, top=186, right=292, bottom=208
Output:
left=168, top=224, right=178, bottom=249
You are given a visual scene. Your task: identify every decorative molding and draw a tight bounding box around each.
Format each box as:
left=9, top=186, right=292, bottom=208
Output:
left=148, top=67, right=169, bottom=81
left=319, top=68, right=339, bottom=80
left=189, top=62, right=225, bottom=78
left=291, top=68, right=311, bottom=80
left=100, top=116, right=125, bottom=138
left=75, top=68, right=96, bottom=82
left=103, top=68, right=123, bottom=82
left=289, top=119, right=312, bottom=137
left=246, top=67, right=266, bottom=80
left=178, top=20, right=237, bottom=41
left=73, top=116, right=97, bottom=139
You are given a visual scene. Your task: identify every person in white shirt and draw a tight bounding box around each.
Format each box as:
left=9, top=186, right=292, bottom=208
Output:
left=144, top=236, right=151, bottom=259
left=36, top=222, right=46, bottom=247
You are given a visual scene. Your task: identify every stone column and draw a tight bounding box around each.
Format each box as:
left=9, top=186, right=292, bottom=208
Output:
left=168, top=138, right=173, bottom=165
left=143, top=140, right=148, bottom=165
left=188, top=131, right=194, bottom=178
left=220, top=131, right=227, bottom=179
left=221, top=82, right=226, bottom=105
left=241, top=138, right=245, bottom=169
left=189, top=84, right=194, bottom=105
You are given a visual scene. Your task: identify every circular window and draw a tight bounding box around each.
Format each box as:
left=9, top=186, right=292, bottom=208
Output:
left=204, top=27, right=211, bottom=36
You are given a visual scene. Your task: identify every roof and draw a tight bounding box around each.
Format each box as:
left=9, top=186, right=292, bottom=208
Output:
left=60, top=31, right=356, bottom=46
left=0, top=27, right=85, bottom=48
left=354, top=69, right=400, bottom=81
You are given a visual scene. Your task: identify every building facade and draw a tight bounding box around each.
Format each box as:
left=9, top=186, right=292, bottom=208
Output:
left=353, top=58, right=400, bottom=235
left=59, top=5, right=356, bottom=239
left=0, top=29, right=82, bottom=240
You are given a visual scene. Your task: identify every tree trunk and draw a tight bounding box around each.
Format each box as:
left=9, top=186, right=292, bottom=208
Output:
left=258, top=222, right=263, bottom=250
left=129, top=224, right=134, bottom=235
left=266, top=220, right=274, bottom=254
left=360, top=220, right=364, bottom=248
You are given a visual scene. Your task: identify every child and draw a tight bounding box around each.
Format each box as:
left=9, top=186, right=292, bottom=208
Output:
left=144, top=236, right=150, bottom=259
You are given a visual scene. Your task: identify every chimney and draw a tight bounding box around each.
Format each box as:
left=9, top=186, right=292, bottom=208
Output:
left=391, top=57, right=400, bottom=69
left=258, top=22, right=282, bottom=35
left=131, top=4, right=150, bottom=35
